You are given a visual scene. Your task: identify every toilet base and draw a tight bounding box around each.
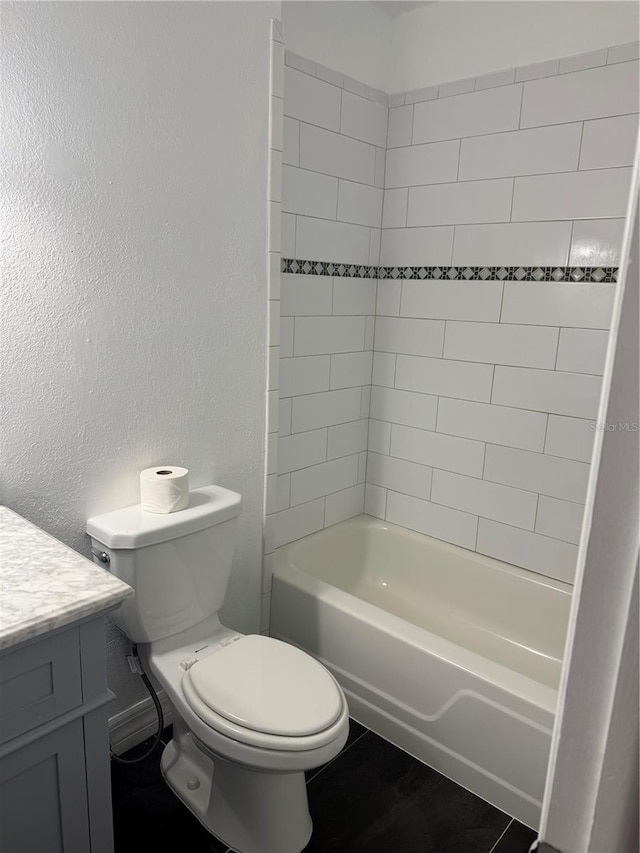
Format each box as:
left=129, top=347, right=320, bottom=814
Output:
left=161, top=718, right=313, bottom=853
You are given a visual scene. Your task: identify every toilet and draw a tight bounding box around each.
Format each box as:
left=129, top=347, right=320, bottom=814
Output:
left=87, top=485, right=349, bottom=853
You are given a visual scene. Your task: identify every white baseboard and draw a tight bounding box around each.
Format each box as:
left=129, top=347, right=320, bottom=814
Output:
left=108, top=691, right=174, bottom=756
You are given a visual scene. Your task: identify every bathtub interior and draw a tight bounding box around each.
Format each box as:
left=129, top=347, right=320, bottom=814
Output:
left=278, top=515, right=572, bottom=690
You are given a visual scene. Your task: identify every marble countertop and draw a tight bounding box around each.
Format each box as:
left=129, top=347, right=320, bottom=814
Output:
left=0, top=506, right=132, bottom=651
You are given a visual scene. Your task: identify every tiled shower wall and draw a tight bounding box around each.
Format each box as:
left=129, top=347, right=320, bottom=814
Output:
left=273, top=54, right=388, bottom=548
left=273, top=40, right=638, bottom=585
left=369, top=45, right=638, bottom=583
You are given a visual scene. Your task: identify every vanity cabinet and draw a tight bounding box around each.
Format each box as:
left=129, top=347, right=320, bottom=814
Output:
left=0, top=507, right=132, bottom=853
left=0, top=618, right=115, bottom=853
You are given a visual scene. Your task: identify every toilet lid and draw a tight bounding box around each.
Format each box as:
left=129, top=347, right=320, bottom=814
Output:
left=185, top=635, right=343, bottom=737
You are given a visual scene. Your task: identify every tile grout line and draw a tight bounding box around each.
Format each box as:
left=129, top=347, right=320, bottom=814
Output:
left=305, top=727, right=371, bottom=785
left=488, top=818, right=514, bottom=853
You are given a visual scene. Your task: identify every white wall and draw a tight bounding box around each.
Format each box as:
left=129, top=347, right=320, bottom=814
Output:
left=282, top=1, right=391, bottom=92
left=391, top=1, right=640, bottom=92
left=1, top=0, right=278, bottom=715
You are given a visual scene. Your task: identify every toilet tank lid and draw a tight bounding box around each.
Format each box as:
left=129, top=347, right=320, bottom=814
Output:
left=86, top=485, right=242, bottom=549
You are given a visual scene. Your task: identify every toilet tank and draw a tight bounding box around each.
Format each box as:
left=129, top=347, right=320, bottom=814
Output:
left=86, top=485, right=242, bottom=643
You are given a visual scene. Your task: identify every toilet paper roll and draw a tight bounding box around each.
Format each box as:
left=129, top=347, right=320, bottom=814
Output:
left=140, top=466, right=189, bottom=514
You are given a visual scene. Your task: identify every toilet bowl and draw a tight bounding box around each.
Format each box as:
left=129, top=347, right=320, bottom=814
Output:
left=87, top=486, right=349, bottom=853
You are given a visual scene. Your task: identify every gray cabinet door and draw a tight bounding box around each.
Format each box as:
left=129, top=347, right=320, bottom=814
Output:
left=0, top=719, right=90, bottom=853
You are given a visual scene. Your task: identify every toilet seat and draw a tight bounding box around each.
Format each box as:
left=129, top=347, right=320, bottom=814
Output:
left=182, top=635, right=345, bottom=752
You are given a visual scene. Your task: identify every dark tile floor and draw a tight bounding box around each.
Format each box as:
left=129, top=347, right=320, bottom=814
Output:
left=111, top=721, right=537, bottom=853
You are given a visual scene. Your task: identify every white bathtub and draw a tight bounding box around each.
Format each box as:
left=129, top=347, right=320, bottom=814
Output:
left=270, top=515, right=572, bottom=829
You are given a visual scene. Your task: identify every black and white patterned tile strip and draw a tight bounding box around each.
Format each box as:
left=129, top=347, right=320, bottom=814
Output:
left=281, top=258, right=618, bottom=283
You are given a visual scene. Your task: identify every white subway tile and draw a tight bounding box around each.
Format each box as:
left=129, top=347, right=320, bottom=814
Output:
left=285, top=51, right=316, bottom=75
left=436, top=398, right=547, bottom=451
left=358, top=451, right=367, bottom=483
left=512, top=168, right=633, bottom=222
left=276, top=475, right=290, bottom=512
left=458, top=123, right=581, bottom=181
left=385, top=140, right=459, bottom=188
left=492, top=366, right=602, bottom=419
left=360, top=387, right=371, bottom=421
left=515, top=59, right=559, bottom=82
left=281, top=213, right=295, bottom=257
left=382, top=188, right=408, bottom=229
left=520, top=61, right=639, bottom=127
left=536, top=496, right=584, bottom=545
left=559, top=48, right=608, bottom=74
left=391, top=424, right=485, bottom=477
left=324, top=484, right=365, bottom=527
left=296, top=217, right=371, bottom=265
left=386, top=491, right=478, bottom=549
left=475, top=68, right=516, bottom=90
left=556, top=329, right=609, bottom=375
left=380, top=226, right=454, bottom=266
left=368, top=452, right=433, bottom=501
left=340, top=91, right=388, bottom=148
left=315, top=62, right=344, bottom=88
left=364, top=483, right=387, bottom=519
left=476, top=519, right=577, bottom=582
left=328, top=419, right=368, bottom=459
left=579, top=114, right=639, bottom=171
left=370, top=386, right=438, bottom=430
left=330, top=351, right=373, bottom=389
left=282, top=117, right=300, bottom=166
left=452, top=222, right=572, bottom=267
left=501, top=283, right=615, bottom=330
left=281, top=275, right=332, bottom=316
left=569, top=219, right=627, bottom=267
left=408, top=178, right=513, bottom=226
left=439, top=77, right=476, bottom=98
left=372, top=352, right=396, bottom=387
left=274, top=498, right=325, bottom=547
left=282, top=165, right=338, bottom=219
left=292, top=388, right=362, bottom=432
left=400, top=280, right=503, bottom=322
left=374, top=146, right=386, bottom=188
left=412, top=84, right=523, bottom=144
left=343, top=75, right=371, bottom=101
left=369, top=227, right=382, bottom=265
left=280, top=316, right=294, bottom=358
left=444, top=322, right=559, bottom=369
left=374, top=317, right=445, bottom=357
left=294, top=316, right=366, bottom=356
left=484, top=444, right=590, bottom=503
left=368, top=419, right=391, bottom=455
left=364, top=316, right=376, bottom=351
left=395, top=354, right=493, bottom=403
left=545, top=415, right=597, bottom=463
left=280, top=356, right=330, bottom=398
left=279, top=396, right=292, bottom=436
left=337, top=181, right=384, bottom=228
left=290, top=455, right=358, bottom=504
left=284, top=67, right=341, bottom=130
left=278, top=428, right=327, bottom=474
left=332, top=279, right=377, bottom=315
left=377, top=280, right=402, bottom=316
left=432, top=469, right=537, bottom=530
left=299, top=123, right=376, bottom=185
left=607, top=41, right=640, bottom=64
left=387, top=105, right=413, bottom=148
left=405, top=85, right=439, bottom=105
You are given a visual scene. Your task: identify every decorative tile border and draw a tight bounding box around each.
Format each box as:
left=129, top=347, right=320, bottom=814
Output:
left=282, top=258, right=618, bottom=283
